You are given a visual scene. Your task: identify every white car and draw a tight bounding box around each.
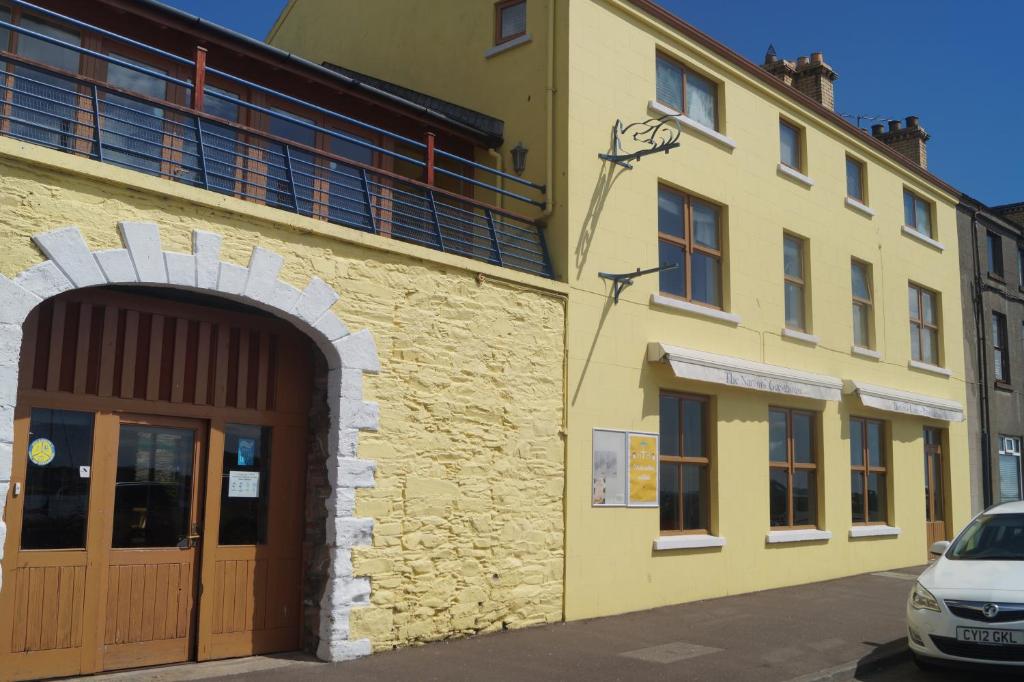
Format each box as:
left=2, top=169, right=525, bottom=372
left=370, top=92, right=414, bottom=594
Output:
left=907, top=500, right=1024, bottom=669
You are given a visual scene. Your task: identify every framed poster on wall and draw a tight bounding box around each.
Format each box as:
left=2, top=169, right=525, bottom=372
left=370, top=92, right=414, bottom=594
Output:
left=592, top=429, right=659, bottom=508
left=627, top=432, right=659, bottom=507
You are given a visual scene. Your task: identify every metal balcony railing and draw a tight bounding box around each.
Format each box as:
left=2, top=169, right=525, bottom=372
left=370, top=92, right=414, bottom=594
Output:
left=0, top=1, right=553, bottom=278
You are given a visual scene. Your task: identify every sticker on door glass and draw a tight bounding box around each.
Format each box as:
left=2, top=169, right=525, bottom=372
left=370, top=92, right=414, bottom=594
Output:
left=228, top=470, right=259, bottom=498
left=28, top=438, right=56, bottom=466
left=237, top=438, right=256, bottom=466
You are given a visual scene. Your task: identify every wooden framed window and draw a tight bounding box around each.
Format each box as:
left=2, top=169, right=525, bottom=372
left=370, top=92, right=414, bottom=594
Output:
left=851, top=259, right=873, bottom=349
left=657, top=185, right=723, bottom=308
left=494, top=0, right=526, bottom=45
left=659, top=392, right=710, bottom=534
left=783, top=234, right=807, bottom=332
left=903, top=189, right=933, bottom=238
left=846, top=156, right=866, bottom=203
left=850, top=417, right=887, bottom=524
left=909, top=283, right=940, bottom=366
left=987, top=231, right=1004, bottom=280
left=993, top=312, right=1010, bottom=385
left=779, top=119, right=802, bottom=171
left=769, top=407, right=818, bottom=529
left=655, top=53, right=718, bottom=130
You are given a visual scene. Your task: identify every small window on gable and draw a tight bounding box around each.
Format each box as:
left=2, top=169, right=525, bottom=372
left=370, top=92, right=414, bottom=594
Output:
left=495, top=0, right=526, bottom=46
left=987, top=231, right=1004, bottom=280
left=779, top=119, right=802, bottom=171
left=846, top=156, right=866, bottom=203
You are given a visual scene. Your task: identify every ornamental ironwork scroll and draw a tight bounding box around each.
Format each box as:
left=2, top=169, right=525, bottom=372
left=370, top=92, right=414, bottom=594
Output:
left=598, top=115, right=682, bottom=169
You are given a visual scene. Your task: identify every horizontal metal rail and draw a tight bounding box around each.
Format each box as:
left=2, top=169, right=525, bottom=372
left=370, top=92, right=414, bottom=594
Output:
left=0, top=57, right=553, bottom=278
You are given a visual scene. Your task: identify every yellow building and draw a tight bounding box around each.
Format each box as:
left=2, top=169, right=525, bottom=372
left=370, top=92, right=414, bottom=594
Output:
left=272, top=0, right=971, bottom=625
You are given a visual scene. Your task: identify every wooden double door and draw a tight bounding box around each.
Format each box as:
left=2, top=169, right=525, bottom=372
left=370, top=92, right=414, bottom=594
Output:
left=0, top=289, right=312, bottom=681
left=924, top=426, right=947, bottom=551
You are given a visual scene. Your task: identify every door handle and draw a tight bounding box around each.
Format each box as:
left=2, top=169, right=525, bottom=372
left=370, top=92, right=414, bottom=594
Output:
left=186, top=532, right=201, bottom=548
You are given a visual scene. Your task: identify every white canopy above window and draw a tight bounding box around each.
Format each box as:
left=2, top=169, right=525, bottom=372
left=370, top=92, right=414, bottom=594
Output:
left=845, top=380, right=964, bottom=422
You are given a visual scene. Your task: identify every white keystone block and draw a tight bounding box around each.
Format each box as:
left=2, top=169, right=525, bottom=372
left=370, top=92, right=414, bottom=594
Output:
left=93, top=249, right=137, bottom=284
left=317, top=637, right=371, bottom=663
left=328, top=517, right=374, bottom=549
left=334, top=329, right=380, bottom=374
left=217, top=262, right=248, bottom=296
left=14, top=261, right=72, bottom=300
left=294, top=277, right=339, bottom=325
left=33, top=227, right=106, bottom=287
left=318, top=609, right=350, bottom=641
left=192, top=230, right=222, bottom=289
left=164, top=252, right=197, bottom=287
left=314, top=312, right=349, bottom=343
left=119, top=222, right=167, bottom=283
left=0, top=276, right=39, bottom=326
left=330, top=457, right=376, bottom=488
left=341, top=400, right=379, bottom=432
left=0, top=442, right=12, bottom=481
left=270, top=280, right=302, bottom=314
left=243, top=247, right=284, bottom=303
left=327, top=486, right=357, bottom=516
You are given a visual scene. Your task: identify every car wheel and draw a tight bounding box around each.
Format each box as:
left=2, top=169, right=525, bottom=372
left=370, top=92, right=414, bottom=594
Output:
left=912, top=653, right=936, bottom=672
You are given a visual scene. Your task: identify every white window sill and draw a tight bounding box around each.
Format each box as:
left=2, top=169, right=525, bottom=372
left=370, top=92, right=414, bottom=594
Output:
left=845, top=197, right=875, bottom=218
left=485, top=34, right=531, bottom=58
left=647, top=100, right=737, bottom=150
left=851, top=346, right=881, bottom=360
left=781, top=327, right=819, bottom=345
left=909, top=360, right=951, bottom=377
left=901, top=225, right=944, bottom=252
left=766, top=529, right=832, bottom=544
left=849, top=525, right=901, bottom=538
left=653, top=534, right=726, bottom=551
left=651, top=294, right=740, bottom=325
left=777, top=163, right=815, bottom=187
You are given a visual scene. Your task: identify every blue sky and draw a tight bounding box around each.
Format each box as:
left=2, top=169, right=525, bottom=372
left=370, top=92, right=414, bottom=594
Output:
left=163, top=0, right=1021, bottom=206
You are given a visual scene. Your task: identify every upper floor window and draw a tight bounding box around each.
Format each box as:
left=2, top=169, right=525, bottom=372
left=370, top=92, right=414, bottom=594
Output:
left=1019, top=248, right=1024, bottom=288
left=655, top=54, right=718, bottom=130
left=851, top=259, right=873, bottom=349
left=846, top=156, right=866, bottom=203
left=494, top=0, right=526, bottom=45
left=903, top=189, right=933, bottom=238
left=909, top=283, right=940, bottom=366
left=658, top=185, right=723, bottom=308
left=850, top=418, right=887, bottom=525
left=659, top=393, right=711, bottom=533
left=993, top=312, right=1010, bottom=385
left=988, top=231, right=1004, bottom=280
left=779, top=119, right=802, bottom=172
left=783, top=234, right=807, bottom=332
left=769, top=408, right=818, bottom=529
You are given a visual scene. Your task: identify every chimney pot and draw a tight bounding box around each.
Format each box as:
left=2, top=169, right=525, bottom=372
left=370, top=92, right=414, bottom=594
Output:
left=906, top=115, right=919, bottom=129
left=888, top=119, right=902, bottom=132
left=810, top=52, right=824, bottom=65
left=796, top=55, right=810, bottom=67
left=871, top=124, right=884, bottom=137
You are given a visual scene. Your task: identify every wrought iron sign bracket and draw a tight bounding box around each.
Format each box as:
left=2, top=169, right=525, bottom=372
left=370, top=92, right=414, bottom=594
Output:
left=598, top=115, right=682, bottom=169
left=598, top=263, right=679, bottom=304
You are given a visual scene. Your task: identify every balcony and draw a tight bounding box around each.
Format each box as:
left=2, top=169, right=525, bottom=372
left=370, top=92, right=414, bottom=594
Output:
left=0, top=0, right=553, bottom=279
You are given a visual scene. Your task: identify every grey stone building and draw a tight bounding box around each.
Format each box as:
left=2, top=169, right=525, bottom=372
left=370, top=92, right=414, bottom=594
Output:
left=958, top=197, right=1024, bottom=513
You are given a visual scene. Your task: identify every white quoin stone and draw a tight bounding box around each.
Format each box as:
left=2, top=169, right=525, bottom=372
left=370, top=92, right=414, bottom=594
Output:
left=294, top=277, right=339, bottom=325
left=13, top=261, right=72, bottom=300
left=192, top=230, right=222, bottom=289
left=217, top=262, right=248, bottom=296
left=317, top=637, right=371, bottom=663
left=32, top=227, right=106, bottom=287
left=329, top=457, right=376, bottom=488
left=164, top=252, right=197, bottom=287
left=0, top=277, right=40, bottom=326
left=314, top=312, right=349, bottom=343
left=327, top=517, right=374, bottom=549
left=244, top=247, right=284, bottom=304
left=0, top=324, right=22, bottom=408
left=335, top=329, right=381, bottom=374
left=271, top=280, right=303, bottom=314
left=120, top=221, right=168, bottom=283
left=93, top=249, right=138, bottom=284
left=0, top=441, right=13, bottom=482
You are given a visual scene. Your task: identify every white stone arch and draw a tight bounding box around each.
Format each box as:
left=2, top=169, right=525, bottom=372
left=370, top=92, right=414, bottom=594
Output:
left=0, top=221, right=377, bottom=661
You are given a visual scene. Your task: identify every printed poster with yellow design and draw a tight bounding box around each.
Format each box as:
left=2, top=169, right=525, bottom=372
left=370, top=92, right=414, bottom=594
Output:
left=628, top=432, right=659, bottom=507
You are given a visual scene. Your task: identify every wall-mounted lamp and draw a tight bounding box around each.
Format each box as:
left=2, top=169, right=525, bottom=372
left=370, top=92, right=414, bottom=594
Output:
left=511, top=142, right=528, bottom=175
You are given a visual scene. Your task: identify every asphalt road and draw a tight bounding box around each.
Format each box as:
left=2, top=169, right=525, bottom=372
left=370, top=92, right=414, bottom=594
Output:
left=857, top=655, right=1021, bottom=681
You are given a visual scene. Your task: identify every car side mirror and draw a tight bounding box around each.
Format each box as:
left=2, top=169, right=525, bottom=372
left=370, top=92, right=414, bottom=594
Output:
left=929, top=540, right=950, bottom=556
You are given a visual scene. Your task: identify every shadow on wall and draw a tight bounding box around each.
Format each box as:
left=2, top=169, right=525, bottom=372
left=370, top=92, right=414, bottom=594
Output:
left=575, top=139, right=629, bottom=281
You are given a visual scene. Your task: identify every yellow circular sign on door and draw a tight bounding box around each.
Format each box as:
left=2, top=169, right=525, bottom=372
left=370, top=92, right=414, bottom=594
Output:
left=28, top=438, right=56, bottom=466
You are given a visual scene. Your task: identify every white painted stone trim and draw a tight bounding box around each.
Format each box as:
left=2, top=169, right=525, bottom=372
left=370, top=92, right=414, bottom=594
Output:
left=851, top=346, right=881, bottom=360
left=777, top=163, right=815, bottom=187
left=781, top=328, right=819, bottom=345
left=766, top=529, right=832, bottom=544
left=648, top=341, right=842, bottom=401
left=647, top=100, right=737, bottom=150
left=908, top=360, right=952, bottom=378
left=845, top=379, right=964, bottom=422
left=845, top=197, right=876, bottom=217
left=901, top=225, right=945, bottom=252
left=650, top=294, right=740, bottom=325
left=653, top=534, right=726, bottom=551
left=484, top=33, right=531, bottom=58
left=849, top=525, right=901, bottom=538
left=0, top=224, right=380, bottom=663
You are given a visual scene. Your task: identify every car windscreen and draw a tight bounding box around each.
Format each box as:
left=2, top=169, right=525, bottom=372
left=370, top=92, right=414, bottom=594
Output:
left=948, top=513, right=1024, bottom=560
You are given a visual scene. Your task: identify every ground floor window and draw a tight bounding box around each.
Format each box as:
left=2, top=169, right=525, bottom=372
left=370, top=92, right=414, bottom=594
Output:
left=850, top=417, right=887, bottom=524
left=1000, top=435, right=1023, bottom=503
left=769, top=407, right=818, bottom=528
left=659, top=392, right=710, bottom=533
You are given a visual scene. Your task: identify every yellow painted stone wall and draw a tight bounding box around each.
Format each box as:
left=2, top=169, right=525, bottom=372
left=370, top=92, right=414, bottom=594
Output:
left=0, top=140, right=567, bottom=651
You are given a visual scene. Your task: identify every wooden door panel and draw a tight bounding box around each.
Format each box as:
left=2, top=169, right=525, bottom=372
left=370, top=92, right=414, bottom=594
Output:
left=103, top=557, right=193, bottom=646
left=9, top=563, right=87, bottom=653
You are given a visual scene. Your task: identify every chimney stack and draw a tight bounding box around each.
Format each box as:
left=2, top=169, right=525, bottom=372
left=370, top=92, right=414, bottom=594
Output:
left=761, top=46, right=838, bottom=110
left=872, top=116, right=930, bottom=168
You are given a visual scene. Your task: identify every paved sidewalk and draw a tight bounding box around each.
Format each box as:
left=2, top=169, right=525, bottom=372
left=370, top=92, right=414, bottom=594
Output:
left=84, top=567, right=927, bottom=682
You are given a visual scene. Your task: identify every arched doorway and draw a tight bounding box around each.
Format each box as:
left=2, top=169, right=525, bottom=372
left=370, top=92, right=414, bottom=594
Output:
left=0, top=286, right=313, bottom=677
